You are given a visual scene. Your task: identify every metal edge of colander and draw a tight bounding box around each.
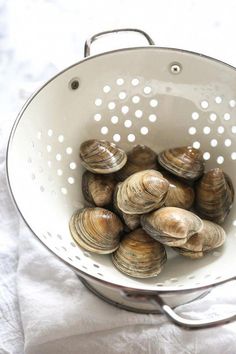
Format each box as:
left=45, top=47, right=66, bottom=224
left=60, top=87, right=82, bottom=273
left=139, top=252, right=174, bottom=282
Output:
left=6, top=45, right=236, bottom=294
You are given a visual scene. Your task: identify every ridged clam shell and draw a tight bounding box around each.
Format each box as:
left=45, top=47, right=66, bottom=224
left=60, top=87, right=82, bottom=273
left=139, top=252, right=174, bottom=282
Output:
left=69, top=207, right=124, bottom=254
left=158, top=146, right=204, bottom=181
left=113, top=184, right=140, bottom=231
left=80, top=139, right=127, bottom=174
left=116, top=145, right=157, bottom=181
left=141, top=207, right=203, bottom=247
left=82, top=171, right=117, bottom=207
left=162, top=172, right=195, bottom=209
left=195, top=168, right=234, bottom=224
left=112, top=228, right=167, bottom=278
left=115, top=170, right=169, bottom=214
left=174, top=220, right=226, bottom=259
left=122, top=213, right=140, bottom=231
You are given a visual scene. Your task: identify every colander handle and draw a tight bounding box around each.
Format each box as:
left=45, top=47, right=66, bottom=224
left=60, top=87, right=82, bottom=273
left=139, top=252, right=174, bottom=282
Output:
left=123, top=277, right=236, bottom=329
left=84, top=28, right=155, bottom=57
left=151, top=292, right=236, bottom=329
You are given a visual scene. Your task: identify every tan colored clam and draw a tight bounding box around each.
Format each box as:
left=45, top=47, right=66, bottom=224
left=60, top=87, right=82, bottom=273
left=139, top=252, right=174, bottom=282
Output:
left=141, top=207, right=203, bottom=247
left=195, top=168, right=234, bottom=224
left=158, top=146, right=204, bottom=181
left=162, top=172, right=195, bottom=209
left=79, top=139, right=127, bottom=174
left=115, top=170, right=169, bottom=215
left=174, top=220, right=226, bottom=259
left=116, top=145, right=157, bottom=181
left=112, top=228, right=167, bottom=278
left=82, top=171, right=117, bottom=207
left=122, top=213, right=140, bottom=231
left=113, top=184, right=140, bottom=230
left=69, top=207, right=124, bottom=254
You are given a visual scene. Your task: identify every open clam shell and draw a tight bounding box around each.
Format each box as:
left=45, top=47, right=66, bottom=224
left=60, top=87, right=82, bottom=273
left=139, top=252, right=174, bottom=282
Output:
left=116, top=145, right=157, bottom=181
left=112, top=228, right=167, bottom=278
left=174, top=220, right=226, bottom=259
left=158, top=146, right=204, bottom=181
left=162, top=172, right=195, bottom=209
left=141, top=207, right=203, bottom=247
left=195, top=168, right=234, bottom=224
left=80, top=139, right=127, bottom=174
left=115, top=170, right=169, bottom=215
left=69, top=207, right=124, bottom=254
left=82, top=171, right=117, bottom=207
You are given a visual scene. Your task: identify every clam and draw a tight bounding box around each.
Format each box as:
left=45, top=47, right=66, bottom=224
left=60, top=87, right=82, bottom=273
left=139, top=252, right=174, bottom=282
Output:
left=122, top=213, right=140, bottom=231
left=141, top=207, right=203, bottom=247
left=195, top=168, right=234, bottom=224
left=116, top=145, right=157, bottom=181
left=69, top=207, right=124, bottom=254
left=158, top=146, right=204, bottom=181
left=115, top=170, right=169, bottom=214
left=162, top=172, right=195, bottom=209
left=112, top=228, right=167, bottom=278
left=113, top=184, right=140, bottom=230
left=80, top=139, right=127, bottom=174
left=174, top=220, right=226, bottom=259
left=82, top=171, right=117, bottom=207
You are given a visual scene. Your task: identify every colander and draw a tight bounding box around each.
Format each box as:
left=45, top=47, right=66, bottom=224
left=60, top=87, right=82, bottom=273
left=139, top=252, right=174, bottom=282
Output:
left=7, top=29, right=236, bottom=329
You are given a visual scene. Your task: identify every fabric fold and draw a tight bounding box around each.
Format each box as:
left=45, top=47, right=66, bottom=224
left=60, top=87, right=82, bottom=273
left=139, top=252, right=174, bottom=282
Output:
left=17, top=224, right=236, bottom=354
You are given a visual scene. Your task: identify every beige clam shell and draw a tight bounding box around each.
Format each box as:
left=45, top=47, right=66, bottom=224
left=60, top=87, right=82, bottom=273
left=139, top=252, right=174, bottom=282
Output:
left=112, top=228, right=167, bottom=278
left=158, top=146, right=204, bottom=181
left=115, top=170, right=169, bottom=215
left=174, top=220, right=226, bottom=259
left=195, top=168, right=234, bottom=224
left=79, top=139, right=127, bottom=174
left=82, top=171, right=117, bottom=207
left=141, top=207, right=203, bottom=247
left=69, top=207, right=124, bottom=254
left=162, top=172, right=195, bottom=209
left=113, top=184, right=140, bottom=231
left=122, top=213, right=141, bottom=231
left=116, top=145, right=157, bottom=181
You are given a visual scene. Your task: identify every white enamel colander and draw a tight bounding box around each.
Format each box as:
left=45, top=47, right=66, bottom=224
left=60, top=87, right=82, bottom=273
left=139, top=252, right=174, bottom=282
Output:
left=7, top=29, right=236, bottom=329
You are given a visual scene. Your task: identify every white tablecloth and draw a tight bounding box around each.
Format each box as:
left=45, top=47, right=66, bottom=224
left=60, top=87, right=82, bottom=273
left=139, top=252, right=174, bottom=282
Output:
left=2, top=1, right=236, bottom=353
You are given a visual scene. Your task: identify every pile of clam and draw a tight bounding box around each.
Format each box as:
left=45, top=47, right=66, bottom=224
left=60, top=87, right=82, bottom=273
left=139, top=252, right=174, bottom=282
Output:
left=69, top=139, right=234, bottom=279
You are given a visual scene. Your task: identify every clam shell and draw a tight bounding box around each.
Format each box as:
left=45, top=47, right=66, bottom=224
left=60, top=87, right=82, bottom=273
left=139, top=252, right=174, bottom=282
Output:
left=80, top=139, right=127, bottom=174
left=141, top=207, right=203, bottom=246
left=113, top=184, right=140, bottom=230
left=69, top=207, right=124, bottom=254
left=82, top=171, right=117, bottom=207
left=112, top=228, right=167, bottom=278
left=115, top=170, right=169, bottom=214
left=116, top=145, right=157, bottom=181
left=162, top=172, right=195, bottom=209
left=122, top=213, right=140, bottom=231
left=174, top=220, right=226, bottom=259
left=158, top=146, right=204, bottom=181
left=195, top=168, right=234, bottom=224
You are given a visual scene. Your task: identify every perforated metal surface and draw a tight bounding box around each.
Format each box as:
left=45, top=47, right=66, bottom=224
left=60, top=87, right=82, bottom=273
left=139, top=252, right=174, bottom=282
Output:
left=7, top=47, right=236, bottom=292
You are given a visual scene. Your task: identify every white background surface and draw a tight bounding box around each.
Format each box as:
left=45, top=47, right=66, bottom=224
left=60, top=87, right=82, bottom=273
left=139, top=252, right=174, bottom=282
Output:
left=2, top=1, right=236, bottom=353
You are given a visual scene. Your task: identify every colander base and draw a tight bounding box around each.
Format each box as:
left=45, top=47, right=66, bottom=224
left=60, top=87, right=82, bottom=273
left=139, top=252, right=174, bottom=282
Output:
left=78, top=276, right=209, bottom=314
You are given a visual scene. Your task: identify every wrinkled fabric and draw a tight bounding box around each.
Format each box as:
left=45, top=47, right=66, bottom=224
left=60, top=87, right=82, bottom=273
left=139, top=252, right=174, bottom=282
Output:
left=17, top=227, right=236, bottom=354
left=0, top=166, right=24, bottom=353
left=2, top=0, right=236, bottom=353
